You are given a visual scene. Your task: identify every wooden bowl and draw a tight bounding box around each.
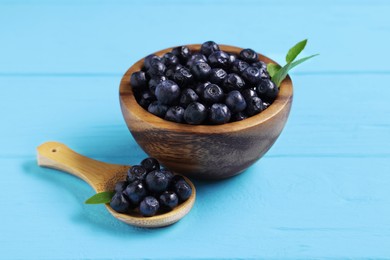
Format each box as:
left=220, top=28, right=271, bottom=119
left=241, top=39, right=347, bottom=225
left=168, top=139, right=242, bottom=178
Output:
left=119, top=44, right=293, bottom=180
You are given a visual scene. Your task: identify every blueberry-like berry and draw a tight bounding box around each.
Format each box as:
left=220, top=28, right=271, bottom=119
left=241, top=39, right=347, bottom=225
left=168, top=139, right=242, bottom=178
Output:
left=245, top=96, right=264, bottom=116
left=165, top=64, right=184, bottom=79
left=208, top=50, right=231, bottom=68
left=148, top=75, right=166, bottom=94
left=239, top=48, right=259, bottom=63
left=139, top=196, right=160, bottom=217
left=184, top=102, right=207, bottom=125
left=225, top=90, right=247, bottom=113
left=144, top=54, right=162, bottom=70
left=263, top=102, right=270, bottom=109
left=174, top=181, right=192, bottom=201
left=180, top=88, right=199, bottom=107
left=162, top=52, right=180, bottom=68
left=241, top=88, right=258, bottom=103
left=147, top=60, right=166, bottom=77
left=231, top=59, right=249, bottom=74
left=173, top=67, right=194, bottom=88
left=148, top=101, right=169, bottom=118
left=200, top=41, right=220, bottom=56
left=202, top=84, right=224, bottom=105
left=209, top=103, right=231, bottom=124
left=141, top=157, right=160, bottom=173
left=128, top=165, right=148, bottom=181
left=172, top=46, right=192, bottom=63
left=186, top=53, right=208, bottom=68
left=256, top=79, right=279, bottom=102
left=155, top=80, right=181, bottom=105
left=159, top=191, right=179, bottom=210
left=231, top=111, right=248, bottom=122
left=140, top=90, right=156, bottom=104
left=209, top=68, right=227, bottom=85
left=130, top=71, right=147, bottom=90
left=242, top=66, right=262, bottom=85
left=110, top=192, right=131, bottom=213
left=190, top=61, right=211, bottom=81
left=124, top=181, right=148, bottom=205
left=223, top=73, right=245, bottom=92
left=171, top=175, right=186, bottom=186
left=165, top=106, right=185, bottom=123
left=114, top=181, right=129, bottom=193
left=194, top=82, right=211, bottom=96
left=145, top=170, right=170, bottom=193
left=252, top=61, right=267, bottom=70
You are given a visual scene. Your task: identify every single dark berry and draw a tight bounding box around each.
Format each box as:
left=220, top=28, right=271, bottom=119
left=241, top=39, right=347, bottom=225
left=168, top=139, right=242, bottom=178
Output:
left=186, top=53, right=208, bottom=68
left=141, top=157, right=160, bottom=173
left=173, top=67, right=194, bottom=87
left=172, top=46, right=192, bottom=63
left=209, top=68, right=227, bottom=85
left=148, top=75, right=167, bottom=94
left=139, top=196, right=160, bottom=217
left=209, top=103, right=231, bottom=124
left=200, top=41, right=220, bottom=56
left=239, top=48, right=258, bottom=63
left=110, top=192, right=131, bottom=213
left=242, top=66, right=262, bottom=85
left=114, top=181, right=129, bottom=193
left=171, top=175, right=186, bottom=187
left=138, top=98, right=152, bottom=109
left=162, top=52, right=180, bottom=68
left=256, top=79, right=279, bottom=102
left=165, top=106, right=185, bottom=123
left=231, top=59, right=249, bottom=74
left=145, top=170, right=170, bottom=193
left=223, top=73, right=245, bottom=92
left=144, top=54, right=162, bottom=70
left=225, top=90, right=247, bottom=113
left=165, top=64, right=184, bottom=79
left=155, top=80, right=181, bottom=105
left=208, top=50, right=231, bottom=68
left=130, top=71, right=147, bottom=90
left=159, top=191, right=179, bottom=210
left=180, top=88, right=199, bottom=107
left=174, top=181, right=192, bottom=201
left=147, top=60, right=166, bottom=77
left=184, top=102, right=208, bottom=125
left=140, top=90, right=156, bottom=103
left=245, top=96, right=264, bottom=116
left=263, top=102, right=270, bottom=109
left=190, top=61, right=211, bottom=81
left=124, top=181, right=148, bottom=205
left=127, top=165, right=148, bottom=182
left=252, top=61, right=267, bottom=70
left=229, top=54, right=237, bottom=64
left=241, top=88, right=258, bottom=103
left=148, top=101, right=168, bottom=118
left=194, top=82, right=211, bottom=96
left=231, top=111, right=248, bottom=122
left=202, top=84, right=224, bottom=105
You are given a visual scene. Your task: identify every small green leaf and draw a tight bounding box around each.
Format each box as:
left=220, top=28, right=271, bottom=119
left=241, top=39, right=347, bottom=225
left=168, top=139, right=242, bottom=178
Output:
left=271, top=54, right=319, bottom=87
left=85, top=191, right=115, bottom=204
left=267, top=63, right=282, bottom=78
left=286, top=39, right=307, bottom=63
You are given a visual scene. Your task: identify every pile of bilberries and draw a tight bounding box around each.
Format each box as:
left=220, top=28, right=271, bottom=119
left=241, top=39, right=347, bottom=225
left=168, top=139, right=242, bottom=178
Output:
left=110, top=157, right=192, bottom=217
left=130, top=41, right=278, bottom=125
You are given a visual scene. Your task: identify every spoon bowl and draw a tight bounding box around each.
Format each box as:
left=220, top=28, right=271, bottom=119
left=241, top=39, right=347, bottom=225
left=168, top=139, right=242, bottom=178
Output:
left=37, top=141, right=196, bottom=228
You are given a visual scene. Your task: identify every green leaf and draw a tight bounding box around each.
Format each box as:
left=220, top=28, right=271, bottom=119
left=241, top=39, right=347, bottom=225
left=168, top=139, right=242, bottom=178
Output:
left=85, top=191, right=115, bottom=204
left=286, top=39, right=307, bottom=63
left=267, top=63, right=282, bottom=78
left=272, top=54, right=319, bottom=87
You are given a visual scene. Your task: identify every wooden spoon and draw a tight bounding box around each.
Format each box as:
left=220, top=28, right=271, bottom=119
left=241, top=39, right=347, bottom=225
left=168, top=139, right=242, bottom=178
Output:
left=36, top=141, right=196, bottom=228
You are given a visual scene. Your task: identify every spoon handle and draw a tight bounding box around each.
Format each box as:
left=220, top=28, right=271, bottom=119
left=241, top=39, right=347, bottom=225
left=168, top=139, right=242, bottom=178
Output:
left=36, top=141, right=126, bottom=192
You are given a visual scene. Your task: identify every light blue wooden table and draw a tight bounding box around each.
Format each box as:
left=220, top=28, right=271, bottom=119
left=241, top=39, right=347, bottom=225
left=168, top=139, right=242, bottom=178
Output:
left=1, top=0, right=390, bottom=259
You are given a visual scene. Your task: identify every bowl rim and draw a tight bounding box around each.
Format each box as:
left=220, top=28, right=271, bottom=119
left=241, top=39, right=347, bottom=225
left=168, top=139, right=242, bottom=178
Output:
left=119, top=44, right=293, bottom=134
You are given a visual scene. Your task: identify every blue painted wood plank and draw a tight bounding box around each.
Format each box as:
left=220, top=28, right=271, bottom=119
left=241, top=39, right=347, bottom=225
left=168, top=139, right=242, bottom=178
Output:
left=0, top=0, right=389, bottom=74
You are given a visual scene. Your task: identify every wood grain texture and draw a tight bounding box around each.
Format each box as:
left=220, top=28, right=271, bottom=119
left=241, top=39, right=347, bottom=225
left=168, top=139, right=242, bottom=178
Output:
left=37, top=141, right=196, bottom=228
left=120, top=44, right=293, bottom=179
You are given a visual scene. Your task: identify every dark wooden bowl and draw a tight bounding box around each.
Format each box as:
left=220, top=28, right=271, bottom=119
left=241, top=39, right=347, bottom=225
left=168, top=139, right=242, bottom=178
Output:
left=119, top=44, right=293, bottom=180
